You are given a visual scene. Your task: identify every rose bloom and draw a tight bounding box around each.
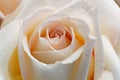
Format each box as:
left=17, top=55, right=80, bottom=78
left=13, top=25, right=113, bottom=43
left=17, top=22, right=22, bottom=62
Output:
left=0, top=0, right=120, bottom=80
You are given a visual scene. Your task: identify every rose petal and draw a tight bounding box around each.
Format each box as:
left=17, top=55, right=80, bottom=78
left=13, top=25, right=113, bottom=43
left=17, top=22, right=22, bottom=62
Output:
left=54, top=0, right=94, bottom=30
left=0, top=0, right=20, bottom=15
left=46, top=25, right=71, bottom=50
left=83, top=0, right=120, bottom=54
left=102, top=35, right=120, bottom=80
left=1, top=0, right=55, bottom=28
left=98, top=71, right=114, bottom=80
left=0, top=20, right=22, bottom=80
left=1, top=0, right=30, bottom=27
left=75, top=35, right=96, bottom=80
left=19, top=35, right=81, bottom=80
left=90, top=9, right=104, bottom=80
left=31, top=27, right=79, bottom=64
left=44, top=0, right=75, bottom=8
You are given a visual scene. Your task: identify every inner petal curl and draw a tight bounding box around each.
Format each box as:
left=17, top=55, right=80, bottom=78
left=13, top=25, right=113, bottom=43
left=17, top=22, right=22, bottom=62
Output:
left=46, top=22, right=72, bottom=50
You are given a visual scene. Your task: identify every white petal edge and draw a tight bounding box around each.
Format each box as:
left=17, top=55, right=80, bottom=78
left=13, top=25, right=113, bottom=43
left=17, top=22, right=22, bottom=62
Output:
left=90, top=8, right=104, bottom=80
left=98, top=71, right=114, bottom=80
left=75, top=35, right=96, bottom=80
left=102, top=35, right=120, bottom=80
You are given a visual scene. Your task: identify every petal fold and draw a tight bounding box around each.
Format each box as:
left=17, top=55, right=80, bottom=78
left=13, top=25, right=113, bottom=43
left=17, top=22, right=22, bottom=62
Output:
left=102, top=36, right=120, bottom=80
left=0, top=20, right=22, bottom=80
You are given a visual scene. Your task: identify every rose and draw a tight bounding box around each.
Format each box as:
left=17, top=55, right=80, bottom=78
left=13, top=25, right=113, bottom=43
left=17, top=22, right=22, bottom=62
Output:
left=0, top=0, right=120, bottom=80
left=0, top=0, right=96, bottom=80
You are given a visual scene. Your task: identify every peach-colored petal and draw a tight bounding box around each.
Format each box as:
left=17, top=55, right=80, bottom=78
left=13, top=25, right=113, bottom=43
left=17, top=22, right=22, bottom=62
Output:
left=46, top=25, right=71, bottom=50
left=0, top=0, right=20, bottom=16
left=31, top=27, right=79, bottom=64
left=0, top=0, right=30, bottom=27
left=30, top=14, right=80, bottom=64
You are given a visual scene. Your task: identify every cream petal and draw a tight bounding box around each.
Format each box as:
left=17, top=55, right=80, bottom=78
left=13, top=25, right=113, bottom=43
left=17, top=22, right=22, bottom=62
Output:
left=46, top=25, right=70, bottom=50
left=90, top=9, right=104, bottom=80
left=44, top=0, right=74, bottom=9
left=32, top=27, right=80, bottom=64
left=75, top=35, right=96, bottom=80
left=1, top=0, right=56, bottom=28
left=37, top=14, right=80, bottom=52
left=31, top=26, right=80, bottom=64
left=102, top=36, right=120, bottom=80
left=67, top=18, right=96, bottom=80
left=0, top=20, right=22, bottom=80
left=1, top=0, right=30, bottom=27
left=54, top=0, right=94, bottom=33
left=31, top=37, right=54, bottom=51
left=19, top=35, right=81, bottom=80
left=57, top=0, right=120, bottom=56
left=26, top=8, right=56, bottom=50
left=98, top=71, right=114, bottom=80
left=83, top=0, right=120, bottom=52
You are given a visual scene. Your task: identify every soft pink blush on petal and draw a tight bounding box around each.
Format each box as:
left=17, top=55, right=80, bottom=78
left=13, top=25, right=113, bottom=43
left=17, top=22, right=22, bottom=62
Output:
left=46, top=23, right=71, bottom=50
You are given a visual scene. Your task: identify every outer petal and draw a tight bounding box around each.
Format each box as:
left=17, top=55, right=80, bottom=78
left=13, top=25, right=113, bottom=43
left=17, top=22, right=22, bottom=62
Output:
left=0, top=20, right=22, bottom=80
left=43, top=0, right=75, bottom=8
left=54, top=0, right=94, bottom=30
left=102, top=36, right=120, bottom=80
left=69, top=18, right=96, bottom=80
left=98, top=71, right=114, bottom=80
left=1, top=0, right=52, bottom=28
left=1, top=0, right=30, bottom=27
left=90, top=9, right=104, bottom=80
left=83, top=0, right=120, bottom=54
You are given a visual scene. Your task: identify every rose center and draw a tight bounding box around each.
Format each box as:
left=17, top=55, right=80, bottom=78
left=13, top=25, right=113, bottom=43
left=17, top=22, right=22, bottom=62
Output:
left=49, top=26, right=65, bottom=39
left=46, top=25, right=71, bottom=50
